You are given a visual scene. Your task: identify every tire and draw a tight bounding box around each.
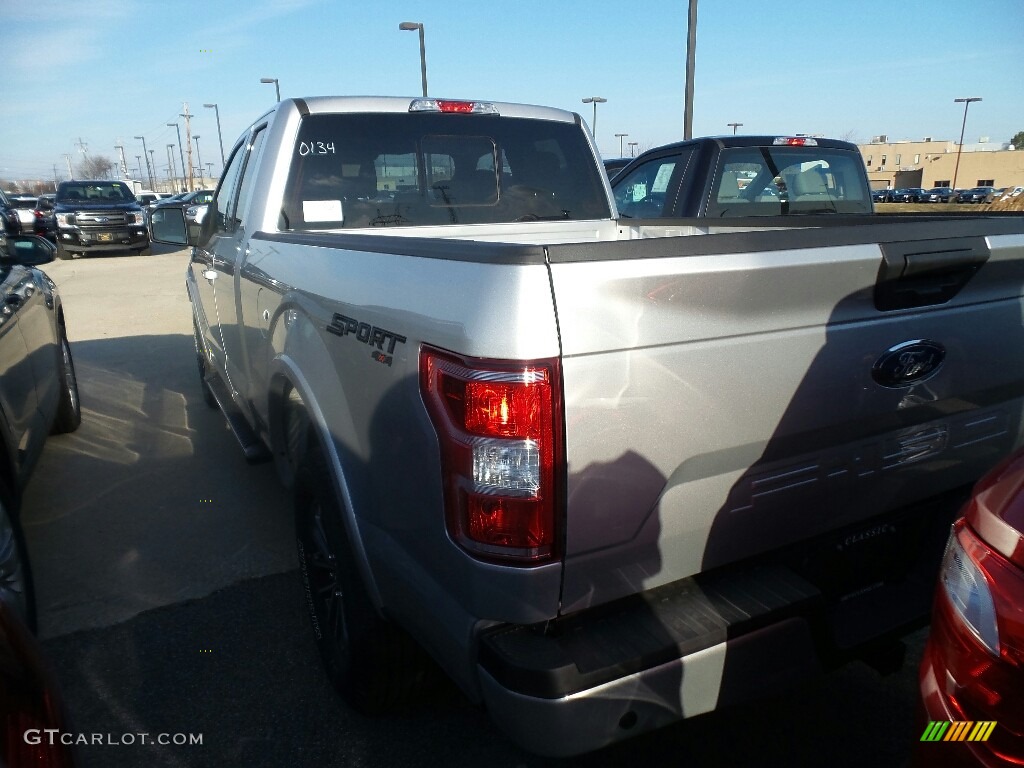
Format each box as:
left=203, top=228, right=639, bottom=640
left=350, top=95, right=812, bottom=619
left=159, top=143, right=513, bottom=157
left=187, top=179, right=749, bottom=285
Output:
left=0, top=493, right=36, bottom=633
left=192, top=318, right=217, bottom=409
left=294, top=438, right=428, bottom=714
left=51, top=332, right=82, bottom=434
left=56, top=244, right=74, bottom=261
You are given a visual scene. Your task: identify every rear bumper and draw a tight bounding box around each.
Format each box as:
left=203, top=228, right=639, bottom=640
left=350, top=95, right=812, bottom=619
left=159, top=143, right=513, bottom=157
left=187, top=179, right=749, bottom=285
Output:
left=477, top=491, right=963, bottom=757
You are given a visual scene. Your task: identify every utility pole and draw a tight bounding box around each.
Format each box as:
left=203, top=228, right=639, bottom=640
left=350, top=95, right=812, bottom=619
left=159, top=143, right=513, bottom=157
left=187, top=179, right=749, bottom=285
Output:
left=64, top=153, right=74, bottom=180
left=181, top=102, right=194, bottom=192
left=683, top=0, right=698, bottom=139
left=53, top=165, right=59, bottom=190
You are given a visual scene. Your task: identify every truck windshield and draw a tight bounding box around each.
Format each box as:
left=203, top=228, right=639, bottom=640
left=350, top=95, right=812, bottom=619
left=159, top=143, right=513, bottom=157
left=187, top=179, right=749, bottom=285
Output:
left=57, top=182, right=134, bottom=203
left=707, top=146, right=871, bottom=217
left=280, top=112, right=612, bottom=229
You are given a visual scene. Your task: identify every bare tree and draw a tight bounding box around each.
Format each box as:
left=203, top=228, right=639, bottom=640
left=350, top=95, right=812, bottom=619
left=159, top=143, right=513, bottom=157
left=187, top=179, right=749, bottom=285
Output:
left=838, top=129, right=860, bottom=144
left=78, top=155, right=115, bottom=179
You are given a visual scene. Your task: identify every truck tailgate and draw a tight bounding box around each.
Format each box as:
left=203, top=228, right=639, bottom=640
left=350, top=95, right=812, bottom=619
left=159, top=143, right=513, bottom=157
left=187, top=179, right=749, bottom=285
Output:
left=548, top=230, right=1024, bottom=615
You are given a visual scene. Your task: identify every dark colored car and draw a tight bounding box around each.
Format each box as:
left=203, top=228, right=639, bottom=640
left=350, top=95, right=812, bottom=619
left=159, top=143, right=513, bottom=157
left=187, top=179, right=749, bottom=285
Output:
left=871, top=188, right=891, bottom=203
left=893, top=187, right=928, bottom=203
left=0, top=190, right=21, bottom=235
left=53, top=180, right=149, bottom=260
left=0, top=229, right=80, bottom=767
left=957, top=186, right=998, bottom=204
left=33, top=194, right=56, bottom=240
left=924, top=187, right=957, bottom=203
left=602, top=158, right=632, bottom=181
left=916, top=451, right=1024, bottom=767
left=150, top=188, right=213, bottom=213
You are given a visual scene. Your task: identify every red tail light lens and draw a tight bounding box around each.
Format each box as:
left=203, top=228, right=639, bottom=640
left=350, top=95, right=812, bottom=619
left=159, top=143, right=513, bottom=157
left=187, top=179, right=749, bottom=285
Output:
left=421, top=346, right=563, bottom=563
left=929, top=520, right=1024, bottom=757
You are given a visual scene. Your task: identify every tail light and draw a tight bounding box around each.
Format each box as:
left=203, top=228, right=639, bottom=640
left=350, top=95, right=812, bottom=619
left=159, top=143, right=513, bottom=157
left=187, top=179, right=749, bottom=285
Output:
left=420, top=346, right=563, bottom=564
left=929, top=519, right=1024, bottom=757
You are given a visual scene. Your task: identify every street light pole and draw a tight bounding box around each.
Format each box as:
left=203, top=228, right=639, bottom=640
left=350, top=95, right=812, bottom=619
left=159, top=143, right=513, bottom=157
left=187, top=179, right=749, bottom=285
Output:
left=952, top=97, right=982, bottom=193
left=684, top=0, right=698, bottom=139
left=203, top=103, right=226, bottom=169
left=399, top=22, right=428, bottom=96
left=615, top=133, right=628, bottom=157
left=628, top=141, right=638, bottom=157
left=135, top=135, right=154, bottom=189
left=168, top=122, right=187, bottom=191
left=581, top=97, right=607, bottom=144
left=260, top=77, right=281, bottom=101
left=166, top=144, right=177, bottom=190
left=728, top=122, right=743, bottom=135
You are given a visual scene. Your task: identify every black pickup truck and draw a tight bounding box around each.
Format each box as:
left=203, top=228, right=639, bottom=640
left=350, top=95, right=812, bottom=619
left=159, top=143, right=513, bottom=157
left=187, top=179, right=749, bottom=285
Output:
left=610, top=135, right=874, bottom=218
left=53, top=180, right=149, bottom=260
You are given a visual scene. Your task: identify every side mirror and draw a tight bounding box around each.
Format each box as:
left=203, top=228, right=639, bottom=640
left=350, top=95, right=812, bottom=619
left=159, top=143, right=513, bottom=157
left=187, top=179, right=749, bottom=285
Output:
left=148, top=207, right=192, bottom=246
left=3, top=235, right=56, bottom=266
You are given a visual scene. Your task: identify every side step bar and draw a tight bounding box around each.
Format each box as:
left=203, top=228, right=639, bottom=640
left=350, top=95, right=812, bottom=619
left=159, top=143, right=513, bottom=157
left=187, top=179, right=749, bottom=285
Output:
left=205, top=371, right=272, bottom=464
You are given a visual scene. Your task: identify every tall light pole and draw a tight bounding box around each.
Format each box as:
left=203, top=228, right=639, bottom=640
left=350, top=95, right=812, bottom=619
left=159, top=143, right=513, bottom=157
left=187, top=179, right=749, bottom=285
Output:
left=193, top=135, right=204, bottom=185
left=628, top=141, right=638, bottom=157
left=398, top=22, right=428, bottom=97
left=684, top=0, right=698, bottom=139
left=148, top=150, right=157, bottom=189
left=728, top=122, right=743, bottom=135
left=136, top=155, right=145, bottom=183
left=582, top=97, right=607, bottom=144
left=166, top=144, right=177, bottom=190
left=952, top=97, right=982, bottom=193
left=260, top=77, right=280, bottom=101
left=135, top=135, right=154, bottom=188
left=168, top=122, right=187, bottom=191
left=203, top=103, right=226, bottom=169
left=615, top=133, right=628, bottom=157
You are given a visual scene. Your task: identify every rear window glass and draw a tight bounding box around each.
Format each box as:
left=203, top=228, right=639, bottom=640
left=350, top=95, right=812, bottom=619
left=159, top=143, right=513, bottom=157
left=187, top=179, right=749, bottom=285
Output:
left=10, top=197, right=38, bottom=209
left=281, top=112, right=611, bottom=229
left=57, top=182, right=135, bottom=203
left=707, top=147, right=871, bottom=217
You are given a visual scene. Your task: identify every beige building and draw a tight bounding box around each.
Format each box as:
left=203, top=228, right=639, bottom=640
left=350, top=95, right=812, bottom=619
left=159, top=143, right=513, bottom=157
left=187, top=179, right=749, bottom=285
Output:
left=858, top=137, right=1024, bottom=191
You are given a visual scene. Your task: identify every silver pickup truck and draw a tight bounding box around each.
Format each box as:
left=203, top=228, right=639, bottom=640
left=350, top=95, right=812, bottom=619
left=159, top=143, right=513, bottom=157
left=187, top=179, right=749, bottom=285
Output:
left=155, top=96, right=1024, bottom=756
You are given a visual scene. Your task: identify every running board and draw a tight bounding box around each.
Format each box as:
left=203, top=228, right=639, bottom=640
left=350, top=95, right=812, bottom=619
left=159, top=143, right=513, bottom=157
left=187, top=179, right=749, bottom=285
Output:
left=205, top=372, right=272, bottom=464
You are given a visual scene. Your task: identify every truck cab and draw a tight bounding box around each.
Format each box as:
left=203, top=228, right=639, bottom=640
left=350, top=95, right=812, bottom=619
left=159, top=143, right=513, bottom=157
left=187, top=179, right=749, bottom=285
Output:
left=611, top=135, right=874, bottom=218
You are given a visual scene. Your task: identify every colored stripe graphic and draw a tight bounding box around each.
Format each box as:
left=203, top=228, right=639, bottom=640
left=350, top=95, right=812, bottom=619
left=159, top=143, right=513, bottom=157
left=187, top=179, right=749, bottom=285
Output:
left=920, top=721, right=997, bottom=742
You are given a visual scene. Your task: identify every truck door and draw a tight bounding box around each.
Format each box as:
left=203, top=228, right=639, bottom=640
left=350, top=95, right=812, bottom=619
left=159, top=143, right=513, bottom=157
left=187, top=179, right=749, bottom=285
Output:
left=206, top=125, right=267, bottom=400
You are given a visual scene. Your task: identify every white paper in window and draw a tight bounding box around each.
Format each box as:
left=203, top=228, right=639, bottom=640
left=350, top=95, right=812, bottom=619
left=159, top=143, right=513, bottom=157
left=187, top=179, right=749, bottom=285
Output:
left=302, top=199, right=343, bottom=223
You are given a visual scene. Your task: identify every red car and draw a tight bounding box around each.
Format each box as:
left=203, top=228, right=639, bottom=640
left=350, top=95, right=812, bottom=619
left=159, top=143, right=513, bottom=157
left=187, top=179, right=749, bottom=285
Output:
left=917, top=451, right=1024, bottom=766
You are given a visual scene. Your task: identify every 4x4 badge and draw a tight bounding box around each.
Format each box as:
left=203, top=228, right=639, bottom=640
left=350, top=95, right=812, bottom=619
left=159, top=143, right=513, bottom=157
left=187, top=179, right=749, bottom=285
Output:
left=872, top=340, right=945, bottom=388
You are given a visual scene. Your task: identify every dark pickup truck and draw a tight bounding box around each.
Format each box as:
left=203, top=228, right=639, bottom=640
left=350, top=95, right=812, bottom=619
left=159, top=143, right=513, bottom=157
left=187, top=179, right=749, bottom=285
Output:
left=53, top=180, right=149, bottom=260
left=611, top=135, right=873, bottom=218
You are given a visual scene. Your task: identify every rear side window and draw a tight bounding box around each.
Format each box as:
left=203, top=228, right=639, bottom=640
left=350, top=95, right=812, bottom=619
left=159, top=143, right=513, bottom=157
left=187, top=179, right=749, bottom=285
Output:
left=707, top=147, right=871, bottom=217
left=280, top=112, right=611, bottom=229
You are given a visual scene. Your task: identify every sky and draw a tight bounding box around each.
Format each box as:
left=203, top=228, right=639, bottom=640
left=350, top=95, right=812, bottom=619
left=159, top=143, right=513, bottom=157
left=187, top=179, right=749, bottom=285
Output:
left=1, top=0, right=1021, bottom=186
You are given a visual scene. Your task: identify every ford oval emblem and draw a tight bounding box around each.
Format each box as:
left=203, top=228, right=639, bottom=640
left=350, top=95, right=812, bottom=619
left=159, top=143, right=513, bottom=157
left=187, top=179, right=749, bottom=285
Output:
left=872, top=340, right=946, bottom=388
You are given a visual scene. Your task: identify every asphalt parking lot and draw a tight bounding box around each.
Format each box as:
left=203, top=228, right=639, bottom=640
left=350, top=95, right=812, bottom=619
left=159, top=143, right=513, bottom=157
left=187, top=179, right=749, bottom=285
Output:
left=22, top=247, right=926, bottom=767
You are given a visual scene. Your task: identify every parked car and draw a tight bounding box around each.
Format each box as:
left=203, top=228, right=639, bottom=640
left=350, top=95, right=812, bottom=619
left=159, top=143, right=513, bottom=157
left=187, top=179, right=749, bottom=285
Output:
left=916, top=449, right=1024, bottom=767
left=999, top=186, right=1023, bottom=201
left=8, top=195, right=38, bottom=230
left=602, top=157, right=631, bottom=180
left=33, top=194, right=56, bottom=240
left=151, top=189, right=213, bottom=223
left=53, top=180, right=149, bottom=259
left=892, top=187, right=928, bottom=203
left=135, top=191, right=172, bottom=207
left=871, top=188, right=891, bottom=203
left=957, top=186, right=998, bottom=204
left=924, top=187, right=957, bottom=203
left=0, top=190, right=22, bottom=235
left=0, top=227, right=80, bottom=767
